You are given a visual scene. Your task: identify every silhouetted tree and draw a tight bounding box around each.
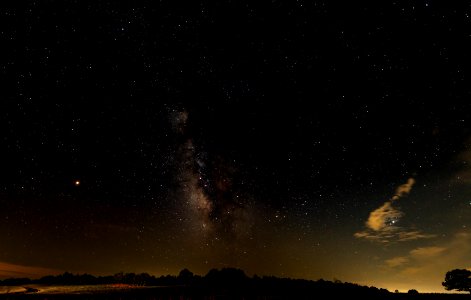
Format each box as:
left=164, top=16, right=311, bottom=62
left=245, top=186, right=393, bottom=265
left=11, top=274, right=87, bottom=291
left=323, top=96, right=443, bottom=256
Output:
left=135, top=273, right=153, bottom=285
left=443, top=269, right=471, bottom=293
left=113, top=272, right=124, bottom=283
left=157, top=274, right=177, bottom=286
left=205, top=268, right=248, bottom=291
left=37, top=275, right=55, bottom=285
left=408, top=289, right=419, bottom=294
left=178, top=268, right=194, bottom=286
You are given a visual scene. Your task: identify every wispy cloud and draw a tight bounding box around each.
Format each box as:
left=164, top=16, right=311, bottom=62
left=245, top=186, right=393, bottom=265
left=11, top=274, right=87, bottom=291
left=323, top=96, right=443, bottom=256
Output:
left=385, top=256, right=409, bottom=268
left=366, top=178, right=414, bottom=233
left=397, top=231, right=436, bottom=241
left=0, top=261, right=61, bottom=279
left=409, top=246, right=446, bottom=259
left=355, top=178, right=435, bottom=243
left=391, top=178, right=415, bottom=201
left=382, top=232, right=471, bottom=287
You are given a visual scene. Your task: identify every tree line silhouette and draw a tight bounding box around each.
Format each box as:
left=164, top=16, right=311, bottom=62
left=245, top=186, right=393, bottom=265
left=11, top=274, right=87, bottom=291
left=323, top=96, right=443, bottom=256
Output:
left=0, top=268, right=393, bottom=299
left=6, top=268, right=471, bottom=299
left=4, top=268, right=469, bottom=298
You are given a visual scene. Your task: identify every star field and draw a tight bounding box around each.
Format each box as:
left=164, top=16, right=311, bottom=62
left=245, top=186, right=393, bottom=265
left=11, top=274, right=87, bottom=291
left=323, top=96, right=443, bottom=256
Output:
left=1, top=1, right=471, bottom=293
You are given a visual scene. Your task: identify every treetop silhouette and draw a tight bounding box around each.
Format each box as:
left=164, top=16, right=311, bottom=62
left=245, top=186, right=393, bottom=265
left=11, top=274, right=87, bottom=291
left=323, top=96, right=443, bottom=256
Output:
left=442, top=269, right=471, bottom=293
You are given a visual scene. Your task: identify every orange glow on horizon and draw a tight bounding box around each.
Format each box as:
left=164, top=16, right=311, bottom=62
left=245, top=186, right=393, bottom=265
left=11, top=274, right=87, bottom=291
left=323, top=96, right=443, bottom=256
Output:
left=0, top=261, right=62, bottom=279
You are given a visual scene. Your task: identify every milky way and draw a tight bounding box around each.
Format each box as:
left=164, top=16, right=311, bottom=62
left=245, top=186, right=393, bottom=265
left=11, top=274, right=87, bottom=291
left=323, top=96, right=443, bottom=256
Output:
left=172, top=110, right=253, bottom=243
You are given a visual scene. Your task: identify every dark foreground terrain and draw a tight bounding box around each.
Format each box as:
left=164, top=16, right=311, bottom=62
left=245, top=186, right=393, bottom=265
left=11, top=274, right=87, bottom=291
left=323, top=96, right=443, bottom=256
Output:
left=1, top=284, right=469, bottom=300
left=0, top=287, right=469, bottom=300
left=0, top=269, right=468, bottom=300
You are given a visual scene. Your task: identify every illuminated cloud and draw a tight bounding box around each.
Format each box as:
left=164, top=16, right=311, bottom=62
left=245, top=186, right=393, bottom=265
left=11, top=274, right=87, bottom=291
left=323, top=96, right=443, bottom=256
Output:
left=381, top=232, right=471, bottom=290
left=355, top=178, right=434, bottom=243
left=0, top=261, right=61, bottom=279
left=385, top=256, right=409, bottom=268
left=397, top=231, right=435, bottom=242
left=354, top=229, right=435, bottom=243
left=366, top=202, right=402, bottom=231
left=366, top=178, right=414, bottom=232
left=410, top=246, right=446, bottom=259
left=391, top=178, right=415, bottom=201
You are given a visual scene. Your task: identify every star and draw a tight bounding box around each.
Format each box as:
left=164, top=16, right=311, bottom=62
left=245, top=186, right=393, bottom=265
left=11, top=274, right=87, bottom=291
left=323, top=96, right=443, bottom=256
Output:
left=74, top=180, right=80, bottom=186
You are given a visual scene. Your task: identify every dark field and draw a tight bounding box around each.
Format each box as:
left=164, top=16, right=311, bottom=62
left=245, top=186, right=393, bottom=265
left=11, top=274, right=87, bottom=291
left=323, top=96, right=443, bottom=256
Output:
left=0, top=271, right=466, bottom=300
left=0, top=285, right=468, bottom=300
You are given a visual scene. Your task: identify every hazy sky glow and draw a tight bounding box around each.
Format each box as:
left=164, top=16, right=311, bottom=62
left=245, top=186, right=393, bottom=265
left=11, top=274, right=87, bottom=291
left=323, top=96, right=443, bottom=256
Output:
left=2, top=1, right=471, bottom=293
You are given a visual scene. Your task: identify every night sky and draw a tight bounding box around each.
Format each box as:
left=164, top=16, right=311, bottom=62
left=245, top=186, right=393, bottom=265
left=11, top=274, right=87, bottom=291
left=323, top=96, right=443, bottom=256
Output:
left=2, top=1, right=471, bottom=293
